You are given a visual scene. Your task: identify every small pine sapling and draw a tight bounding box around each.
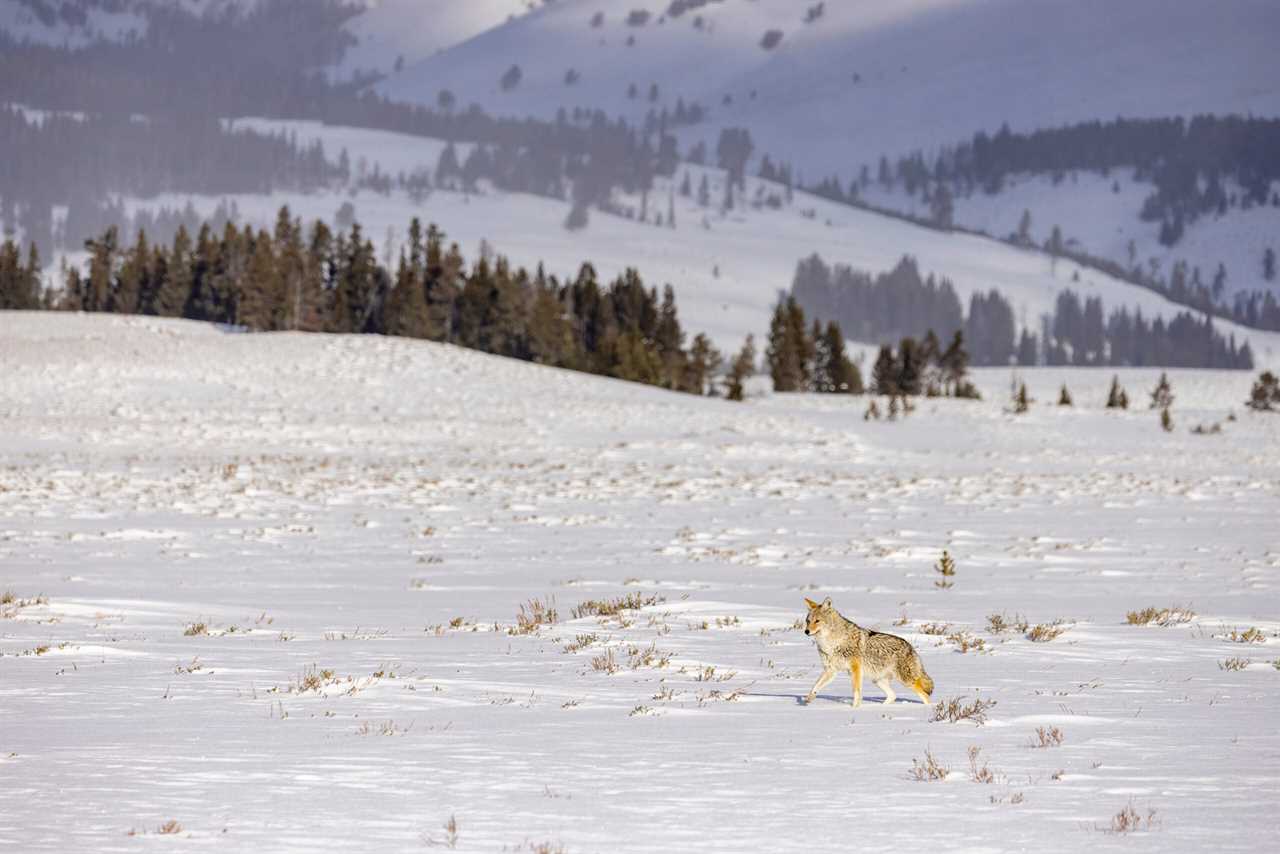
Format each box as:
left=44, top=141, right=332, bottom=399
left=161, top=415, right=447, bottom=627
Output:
left=934, top=550, right=956, bottom=589
left=1014, top=382, right=1030, bottom=414
left=1149, top=372, right=1174, bottom=409
left=1058, top=385, right=1072, bottom=406
left=1106, top=375, right=1129, bottom=409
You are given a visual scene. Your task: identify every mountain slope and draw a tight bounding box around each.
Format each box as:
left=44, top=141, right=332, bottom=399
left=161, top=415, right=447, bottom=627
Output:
left=379, top=0, right=1280, bottom=173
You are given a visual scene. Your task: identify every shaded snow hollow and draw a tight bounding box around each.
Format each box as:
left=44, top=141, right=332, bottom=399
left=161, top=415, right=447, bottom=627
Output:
left=1, top=313, right=1277, bottom=851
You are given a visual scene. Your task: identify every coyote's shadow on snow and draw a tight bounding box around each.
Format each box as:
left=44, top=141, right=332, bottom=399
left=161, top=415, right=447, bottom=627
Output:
left=745, top=691, right=929, bottom=707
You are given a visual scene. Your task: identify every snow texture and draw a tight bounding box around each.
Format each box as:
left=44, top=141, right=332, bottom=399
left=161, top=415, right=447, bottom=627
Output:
left=1, top=311, right=1278, bottom=851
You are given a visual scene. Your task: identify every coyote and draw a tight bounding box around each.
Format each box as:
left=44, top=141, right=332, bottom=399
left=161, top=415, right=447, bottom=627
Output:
left=802, top=597, right=934, bottom=707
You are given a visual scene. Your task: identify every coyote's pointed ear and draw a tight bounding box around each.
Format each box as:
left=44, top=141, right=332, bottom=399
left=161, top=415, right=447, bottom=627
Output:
left=804, top=597, right=821, bottom=610
left=822, top=597, right=832, bottom=608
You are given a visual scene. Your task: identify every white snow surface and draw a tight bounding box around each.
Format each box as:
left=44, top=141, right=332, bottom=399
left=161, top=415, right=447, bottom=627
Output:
left=2, top=311, right=1278, bottom=851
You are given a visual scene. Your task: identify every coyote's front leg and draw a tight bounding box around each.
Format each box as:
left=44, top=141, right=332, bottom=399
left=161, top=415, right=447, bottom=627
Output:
left=804, top=667, right=836, bottom=704
left=851, top=660, right=863, bottom=708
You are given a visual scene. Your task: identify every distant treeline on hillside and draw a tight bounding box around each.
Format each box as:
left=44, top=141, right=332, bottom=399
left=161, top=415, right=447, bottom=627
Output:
left=790, top=254, right=1253, bottom=370
left=0, top=207, right=733, bottom=395
left=0, top=106, right=338, bottom=260
left=882, top=116, right=1280, bottom=237
left=792, top=116, right=1280, bottom=334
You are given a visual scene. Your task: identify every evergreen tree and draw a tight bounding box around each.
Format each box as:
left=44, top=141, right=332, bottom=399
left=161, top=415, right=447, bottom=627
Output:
left=1014, top=381, right=1031, bottom=414
left=871, top=344, right=899, bottom=395
left=1247, top=370, right=1279, bottom=411
left=1106, top=375, right=1126, bottom=409
left=726, top=334, right=756, bottom=401
left=1058, top=384, right=1073, bottom=406
left=819, top=322, right=862, bottom=393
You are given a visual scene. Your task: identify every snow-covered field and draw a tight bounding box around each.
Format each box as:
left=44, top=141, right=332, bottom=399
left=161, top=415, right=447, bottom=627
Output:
left=2, top=312, right=1278, bottom=851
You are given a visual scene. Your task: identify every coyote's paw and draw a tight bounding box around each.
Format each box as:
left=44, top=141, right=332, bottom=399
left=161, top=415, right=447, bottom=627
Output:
left=802, top=694, right=815, bottom=705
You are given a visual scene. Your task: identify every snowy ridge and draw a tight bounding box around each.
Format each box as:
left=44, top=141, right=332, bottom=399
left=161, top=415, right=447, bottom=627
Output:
left=1, top=311, right=1277, bottom=850
left=378, top=0, right=1280, bottom=174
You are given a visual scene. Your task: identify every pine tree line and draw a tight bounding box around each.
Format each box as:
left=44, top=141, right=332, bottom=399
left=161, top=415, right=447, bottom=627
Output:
left=764, top=297, right=863, bottom=394
left=1028, top=290, right=1253, bottom=369
left=791, top=254, right=1254, bottom=370
left=869, top=331, right=978, bottom=398
left=8, top=207, right=724, bottom=395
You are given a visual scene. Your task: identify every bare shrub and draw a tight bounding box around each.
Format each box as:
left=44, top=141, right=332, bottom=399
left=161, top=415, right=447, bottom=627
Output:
left=946, top=631, right=986, bottom=653
left=1099, top=801, right=1158, bottom=834
left=931, top=695, right=997, bottom=725
left=1030, top=726, right=1064, bottom=748
left=986, top=612, right=1028, bottom=634
left=909, top=749, right=950, bottom=781
left=967, top=746, right=996, bottom=783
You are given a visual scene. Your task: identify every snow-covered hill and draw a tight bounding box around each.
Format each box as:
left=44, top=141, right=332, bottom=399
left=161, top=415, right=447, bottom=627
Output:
left=860, top=172, right=1280, bottom=302
left=340, top=0, right=534, bottom=78
left=378, top=0, right=1280, bottom=174
left=2, top=311, right=1277, bottom=850
left=106, top=118, right=1280, bottom=367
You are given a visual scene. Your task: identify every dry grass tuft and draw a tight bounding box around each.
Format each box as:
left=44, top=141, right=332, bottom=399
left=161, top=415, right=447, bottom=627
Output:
left=1026, top=621, right=1069, bottom=642
left=1125, top=606, right=1195, bottom=626
left=511, top=597, right=558, bottom=635
left=1225, top=626, right=1266, bottom=644
left=919, top=622, right=951, bottom=635
left=156, top=820, right=183, bottom=835
left=590, top=648, right=618, bottom=674
left=0, top=591, right=48, bottom=618
left=182, top=621, right=209, bottom=636
left=1219, top=657, right=1250, bottom=671
left=909, top=749, right=950, bottom=781
left=931, top=695, right=997, bottom=725
left=625, top=642, right=671, bottom=670
left=571, top=592, right=665, bottom=619
left=562, top=633, right=599, bottom=654
left=1030, top=726, right=1064, bottom=748
left=293, top=665, right=339, bottom=693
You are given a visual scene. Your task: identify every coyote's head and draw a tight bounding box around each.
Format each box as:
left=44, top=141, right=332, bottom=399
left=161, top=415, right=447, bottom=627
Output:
left=803, top=597, right=834, bottom=636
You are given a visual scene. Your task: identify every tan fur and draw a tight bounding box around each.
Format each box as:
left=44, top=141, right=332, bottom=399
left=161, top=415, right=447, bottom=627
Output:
left=802, top=597, right=934, bottom=707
